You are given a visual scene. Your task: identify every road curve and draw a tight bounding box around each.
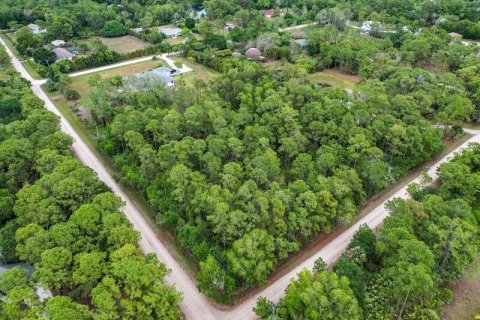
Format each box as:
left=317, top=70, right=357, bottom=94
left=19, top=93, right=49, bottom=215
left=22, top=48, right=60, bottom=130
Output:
left=279, top=23, right=315, bottom=32
left=2, top=35, right=480, bottom=320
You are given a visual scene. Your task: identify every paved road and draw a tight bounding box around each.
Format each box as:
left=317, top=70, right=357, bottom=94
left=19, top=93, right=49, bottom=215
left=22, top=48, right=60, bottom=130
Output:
left=3, top=35, right=480, bottom=320
left=68, top=52, right=192, bottom=79
left=279, top=23, right=315, bottom=32
left=69, top=55, right=155, bottom=78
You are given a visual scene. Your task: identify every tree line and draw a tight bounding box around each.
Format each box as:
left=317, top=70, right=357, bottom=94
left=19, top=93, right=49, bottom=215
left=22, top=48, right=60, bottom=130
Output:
left=0, top=45, right=182, bottom=319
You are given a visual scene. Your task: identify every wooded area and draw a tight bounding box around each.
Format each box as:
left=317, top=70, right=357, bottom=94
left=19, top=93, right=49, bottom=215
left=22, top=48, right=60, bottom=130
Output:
left=257, top=144, right=480, bottom=319
left=0, top=46, right=181, bottom=319
left=0, top=0, right=480, bottom=318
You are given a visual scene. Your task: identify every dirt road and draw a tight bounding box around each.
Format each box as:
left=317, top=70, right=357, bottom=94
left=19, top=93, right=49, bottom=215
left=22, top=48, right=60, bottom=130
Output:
left=2, top=35, right=480, bottom=320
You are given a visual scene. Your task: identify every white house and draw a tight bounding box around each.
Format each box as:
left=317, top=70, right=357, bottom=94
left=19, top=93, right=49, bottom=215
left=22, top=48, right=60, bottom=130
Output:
left=360, top=21, right=373, bottom=33
left=51, top=40, right=66, bottom=47
left=124, top=67, right=176, bottom=91
left=131, top=27, right=143, bottom=33
left=188, top=8, right=207, bottom=19
left=160, top=27, right=182, bottom=38
left=27, top=23, right=45, bottom=34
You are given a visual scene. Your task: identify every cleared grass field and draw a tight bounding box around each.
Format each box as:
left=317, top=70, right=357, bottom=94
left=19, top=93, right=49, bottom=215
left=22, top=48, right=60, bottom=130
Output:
left=306, top=68, right=360, bottom=90
left=69, top=59, right=165, bottom=97
left=171, top=56, right=220, bottom=85
left=443, top=256, right=480, bottom=320
left=99, top=35, right=149, bottom=53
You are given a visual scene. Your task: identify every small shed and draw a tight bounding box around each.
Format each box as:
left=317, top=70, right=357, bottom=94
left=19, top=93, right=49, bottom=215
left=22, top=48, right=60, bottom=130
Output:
left=225, top=22, right=234, bottom=31
left=53, top=48, right=74, bottom=60
left=51, top=40, right=67, bottom=47
left=294, top=39, right=308, bottom=49
left=245, top=47, right=263, bottom=60
left=448, top=32, right=463, bottom=39
left=232, top=51, right=243, bottom=57
left=160, top=27, right=182, bottom=38
left=361, top=21, right=373, bottom=33
left=27, top=23, right=45, bottom=34
left=189, top=8, right=207, bottom=19
left=264, top=9, right=274, bottom=18
left=0, top=262, right=52, bottom=302
left=131, top=27, right=143, bottom=33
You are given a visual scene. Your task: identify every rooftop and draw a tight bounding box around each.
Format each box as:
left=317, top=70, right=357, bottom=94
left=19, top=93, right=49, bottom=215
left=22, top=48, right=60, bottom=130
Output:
left=294, top=39, right=308, bottom=47
left=127, top=67, right=176, bottom=88
left=160, top=27, right=182, bottom=37
left=53, top=47, right=74, bottom=59
left=448, top=32, right=463, bottom=38
left=51, top=40, right=66, bottom=47
left=27, top=23, right=40, bottom=29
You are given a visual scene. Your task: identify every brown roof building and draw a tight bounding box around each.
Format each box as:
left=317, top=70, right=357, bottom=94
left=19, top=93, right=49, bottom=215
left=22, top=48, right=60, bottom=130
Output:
left=245, top=47, right=263, bottom=60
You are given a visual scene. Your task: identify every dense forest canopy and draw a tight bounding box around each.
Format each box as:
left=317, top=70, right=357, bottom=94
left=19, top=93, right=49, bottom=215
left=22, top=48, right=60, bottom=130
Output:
left=1, top=0, right=480, bottom=317
left=0, top=45, right=181, bottom=319
left=257, top=144, right=480, bottom=320
left=82, top=55, right=465, bottom=297
left=1, top=0, right=479, bottom=38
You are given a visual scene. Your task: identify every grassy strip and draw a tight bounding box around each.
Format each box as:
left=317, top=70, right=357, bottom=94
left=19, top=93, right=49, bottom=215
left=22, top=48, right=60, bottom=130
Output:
left=0, top=33, right=23, bottom=59
left=1, top=33, right=43, bottom=79
left=22, top=60, right=43, bottom=79
left=42, top=87, right=199, bottom=277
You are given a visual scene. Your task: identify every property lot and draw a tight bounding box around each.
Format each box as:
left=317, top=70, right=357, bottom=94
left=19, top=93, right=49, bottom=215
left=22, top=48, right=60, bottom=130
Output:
left=99, top=35, right=149, bottom=53
left=306, top=68, right=360, bottom=90
left=171, top=56, right=220, bottom=85
left=443, top=256, right=480, bottom=320
left=69, top=59, right=164, bottom=97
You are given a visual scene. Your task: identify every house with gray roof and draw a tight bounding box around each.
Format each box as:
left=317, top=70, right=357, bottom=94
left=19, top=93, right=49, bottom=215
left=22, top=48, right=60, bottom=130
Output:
left=123, top=67, right=176, bottom=91
left=294, top=39, right=308, bottom=49
left=53, top=47, right=74, bottom=60
left=160, top=27, right=182, bottom=38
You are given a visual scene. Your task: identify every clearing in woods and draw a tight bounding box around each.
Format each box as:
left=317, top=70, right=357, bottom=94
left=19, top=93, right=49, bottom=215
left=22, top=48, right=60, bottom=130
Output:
left=99, top=35, right=150, bottom=53
left=306, top=68, right=360, bottom=90
left=443, top=256, right=480, bottom=320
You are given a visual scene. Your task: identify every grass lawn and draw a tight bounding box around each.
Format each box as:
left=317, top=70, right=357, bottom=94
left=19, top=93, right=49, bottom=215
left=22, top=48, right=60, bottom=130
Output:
left=99, top=35, right=149, bottom=53
left=69, top=59, right=165, bottom=98
left=22, top=60, right=43, bottom=79
left=166, top=36, right=185, bottom=45
left=0, top=32, right=23, bottom=59
left=171, top=56, right=220, bottom=85
left=306, top=68, right=360, bottom=90
left=443, top=256, right=480, bottom=319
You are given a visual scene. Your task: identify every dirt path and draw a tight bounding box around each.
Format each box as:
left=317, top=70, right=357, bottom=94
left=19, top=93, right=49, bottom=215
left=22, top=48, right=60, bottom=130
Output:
left=3, top=35, right=480, bottom=320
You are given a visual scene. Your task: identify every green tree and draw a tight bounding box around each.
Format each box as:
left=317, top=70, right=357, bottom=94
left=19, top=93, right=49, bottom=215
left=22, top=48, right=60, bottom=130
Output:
left=33, top=48, right=56, bottom=66
left=197, top=255, right=235, bottom=297
left=277, top=269, right=362, bottom=320
left=227, top=229, right=276, bottom=286
left=102, top=20, right=127, bottom=37
left=15, top=27, right=42, bottom=56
